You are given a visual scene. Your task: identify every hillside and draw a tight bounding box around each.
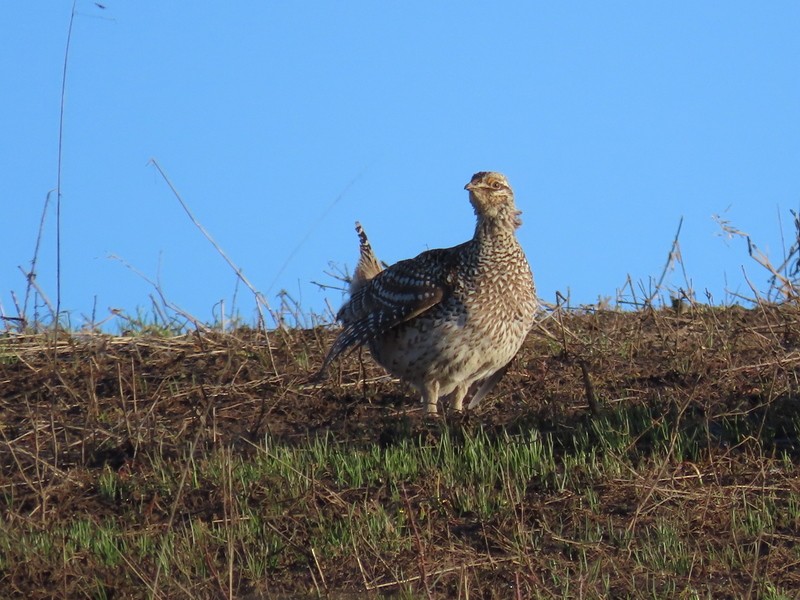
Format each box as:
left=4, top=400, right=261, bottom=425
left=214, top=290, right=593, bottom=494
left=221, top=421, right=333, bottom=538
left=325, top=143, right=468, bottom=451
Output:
left=1, top=304, right=799, bottom=598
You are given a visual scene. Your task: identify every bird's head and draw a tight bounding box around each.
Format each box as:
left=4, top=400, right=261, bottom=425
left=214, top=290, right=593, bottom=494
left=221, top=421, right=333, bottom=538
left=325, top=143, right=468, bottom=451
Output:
left=465, top=171, right=522, bottom=227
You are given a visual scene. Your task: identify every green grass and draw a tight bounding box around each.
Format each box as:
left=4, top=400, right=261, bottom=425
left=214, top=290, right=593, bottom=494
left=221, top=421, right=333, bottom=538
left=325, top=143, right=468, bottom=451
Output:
left=3, top=306, right=800, bottom=597
left=4, top=406, right=794, bottom=597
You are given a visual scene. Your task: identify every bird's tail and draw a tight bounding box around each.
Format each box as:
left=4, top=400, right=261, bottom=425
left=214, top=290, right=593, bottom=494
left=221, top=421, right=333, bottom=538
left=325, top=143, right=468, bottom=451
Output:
left=350, top=221, right=383, bottom=296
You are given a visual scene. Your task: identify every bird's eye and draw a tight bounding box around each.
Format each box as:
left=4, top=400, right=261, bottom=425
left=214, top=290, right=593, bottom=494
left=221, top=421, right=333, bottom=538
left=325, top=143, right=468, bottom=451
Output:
left=491, top=181, right=502, bottom=189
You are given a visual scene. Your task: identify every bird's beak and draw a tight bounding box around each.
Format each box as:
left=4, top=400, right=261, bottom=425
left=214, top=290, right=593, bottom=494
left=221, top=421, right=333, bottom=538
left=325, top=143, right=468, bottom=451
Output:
left=464, top=181, right=475, bottom=191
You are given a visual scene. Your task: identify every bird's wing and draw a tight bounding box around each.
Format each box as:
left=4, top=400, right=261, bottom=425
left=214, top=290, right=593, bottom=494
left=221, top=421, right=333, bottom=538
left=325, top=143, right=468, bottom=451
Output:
left=318, top=248, right=454, bottom=375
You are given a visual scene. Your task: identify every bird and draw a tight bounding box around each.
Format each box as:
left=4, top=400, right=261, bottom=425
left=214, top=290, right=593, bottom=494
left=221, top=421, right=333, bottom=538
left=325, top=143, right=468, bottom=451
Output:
left=318, top=171, right=537, bottom=414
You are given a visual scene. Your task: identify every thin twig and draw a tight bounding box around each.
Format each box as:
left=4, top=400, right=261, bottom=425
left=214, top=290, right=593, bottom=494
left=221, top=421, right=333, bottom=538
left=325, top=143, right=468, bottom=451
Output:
left=147, top=158, right=277, bottom=372
left=18, top=267, right=56, bottom=320
left=147, top=159, right=260, bottom=300
left=578, top=359, right=601, bottom=416
left=265, top=167, right=368, bottom=295
left=55, top=0, right=78, bottom=342
left=646, top=216, right=684, bottom=306
left=401, top=484, right=433, bottom=600
left=22, top=190, right=55, bottom=328
left=311, top=547, right=328, bottom=595
left=107, top=255, right=207, bottom=331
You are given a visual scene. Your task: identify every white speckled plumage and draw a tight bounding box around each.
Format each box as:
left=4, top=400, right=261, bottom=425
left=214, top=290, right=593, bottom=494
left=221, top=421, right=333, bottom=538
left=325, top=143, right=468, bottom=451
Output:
left=319, top=172, right=537, bottom=414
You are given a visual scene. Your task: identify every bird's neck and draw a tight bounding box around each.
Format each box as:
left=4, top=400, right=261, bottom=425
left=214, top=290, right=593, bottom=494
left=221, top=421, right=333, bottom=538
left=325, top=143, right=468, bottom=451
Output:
left=474, top=206, right=522, bottom=242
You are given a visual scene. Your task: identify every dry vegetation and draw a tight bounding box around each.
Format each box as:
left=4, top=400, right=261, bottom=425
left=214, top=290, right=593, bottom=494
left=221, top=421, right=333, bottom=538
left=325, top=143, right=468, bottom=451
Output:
left=2, top=303, right=800, bottom=599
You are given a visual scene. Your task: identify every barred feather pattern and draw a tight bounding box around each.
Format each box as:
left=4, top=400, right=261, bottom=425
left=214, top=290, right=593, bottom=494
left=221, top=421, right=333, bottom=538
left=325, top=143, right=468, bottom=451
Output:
left=348, top=221, right=383, bottom=296
left=319, top=172, right=537, bottom=414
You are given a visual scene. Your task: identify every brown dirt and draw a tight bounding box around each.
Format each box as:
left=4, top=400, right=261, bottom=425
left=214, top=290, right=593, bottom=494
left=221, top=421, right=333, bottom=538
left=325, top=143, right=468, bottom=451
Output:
left=2, top=304, right=800, bottom=598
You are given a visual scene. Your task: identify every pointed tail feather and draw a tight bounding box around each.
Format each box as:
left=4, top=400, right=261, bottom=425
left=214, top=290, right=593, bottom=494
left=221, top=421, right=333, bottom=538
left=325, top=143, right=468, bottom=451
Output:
left=350, top=221, right=383, bottom=295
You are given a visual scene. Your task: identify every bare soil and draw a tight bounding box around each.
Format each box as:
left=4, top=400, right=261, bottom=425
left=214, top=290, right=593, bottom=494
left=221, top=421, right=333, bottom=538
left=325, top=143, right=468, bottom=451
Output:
left=2, top=304, right=800, bottom=598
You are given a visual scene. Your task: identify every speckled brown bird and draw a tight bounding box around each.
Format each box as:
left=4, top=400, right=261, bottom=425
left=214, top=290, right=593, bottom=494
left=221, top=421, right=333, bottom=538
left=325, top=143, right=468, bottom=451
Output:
left=319, top=171, right=537, bottom=414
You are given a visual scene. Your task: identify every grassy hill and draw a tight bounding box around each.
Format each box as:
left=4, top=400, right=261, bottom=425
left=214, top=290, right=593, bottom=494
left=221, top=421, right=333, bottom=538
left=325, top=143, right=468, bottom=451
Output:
left=2, top=303, right=799, bottom=598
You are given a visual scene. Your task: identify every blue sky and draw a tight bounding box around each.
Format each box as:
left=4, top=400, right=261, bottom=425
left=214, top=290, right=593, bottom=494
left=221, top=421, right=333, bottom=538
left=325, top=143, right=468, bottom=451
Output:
left=2, top=2, right=799, bottom=329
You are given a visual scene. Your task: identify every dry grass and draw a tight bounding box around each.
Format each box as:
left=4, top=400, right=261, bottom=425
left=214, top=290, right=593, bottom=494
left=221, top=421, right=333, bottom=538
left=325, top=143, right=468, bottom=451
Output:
left=2, top=304, right=800, bottom=599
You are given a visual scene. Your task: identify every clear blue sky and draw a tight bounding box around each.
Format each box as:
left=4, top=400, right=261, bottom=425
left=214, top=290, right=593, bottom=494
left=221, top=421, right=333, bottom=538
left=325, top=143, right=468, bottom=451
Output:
left=2, top=2, right=799, bottom=329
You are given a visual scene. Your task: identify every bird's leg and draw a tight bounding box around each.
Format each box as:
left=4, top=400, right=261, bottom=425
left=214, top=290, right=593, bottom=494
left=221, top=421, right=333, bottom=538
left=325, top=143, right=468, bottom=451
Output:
left=422, top=381, right=440, bottom=415
left=450, top=384, right=468, bottom=412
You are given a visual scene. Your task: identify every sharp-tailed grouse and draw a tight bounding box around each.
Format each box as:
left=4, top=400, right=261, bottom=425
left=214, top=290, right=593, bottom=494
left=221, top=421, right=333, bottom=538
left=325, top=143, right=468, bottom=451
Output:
left=319, top=171, right=537, bottom=414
